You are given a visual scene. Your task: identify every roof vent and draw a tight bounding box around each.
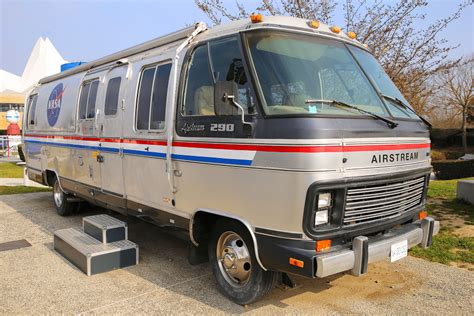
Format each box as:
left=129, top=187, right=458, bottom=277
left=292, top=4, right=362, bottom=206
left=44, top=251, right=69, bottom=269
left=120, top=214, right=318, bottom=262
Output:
left=61, top=62, right=86, bottom=72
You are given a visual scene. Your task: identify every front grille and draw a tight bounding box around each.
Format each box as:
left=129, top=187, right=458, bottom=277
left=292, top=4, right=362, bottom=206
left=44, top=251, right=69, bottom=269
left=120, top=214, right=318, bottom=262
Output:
left=343, top=176, right=425, bottom=226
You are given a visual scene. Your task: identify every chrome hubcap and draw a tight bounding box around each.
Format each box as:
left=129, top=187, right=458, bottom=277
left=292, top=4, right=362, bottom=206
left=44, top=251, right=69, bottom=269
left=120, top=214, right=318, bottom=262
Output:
left=53, top=181, right=63, bottom=207
left=216, top=231, right=252, bottom=287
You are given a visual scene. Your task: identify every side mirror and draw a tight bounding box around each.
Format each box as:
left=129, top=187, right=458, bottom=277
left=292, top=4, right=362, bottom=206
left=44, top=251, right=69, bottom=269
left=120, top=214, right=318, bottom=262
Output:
left=214, top=81, right=238, bottom=116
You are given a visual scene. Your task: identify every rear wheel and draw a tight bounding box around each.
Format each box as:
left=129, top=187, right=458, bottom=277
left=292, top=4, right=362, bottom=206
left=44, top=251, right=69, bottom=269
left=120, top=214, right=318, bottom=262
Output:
left=52, top=178, right=76, bottom=216
left=209, top=219, right=279, bottom=305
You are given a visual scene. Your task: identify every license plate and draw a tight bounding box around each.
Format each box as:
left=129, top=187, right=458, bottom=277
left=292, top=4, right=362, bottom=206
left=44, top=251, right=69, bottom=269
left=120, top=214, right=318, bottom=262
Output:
left=390, top=240, right=408, bottom=262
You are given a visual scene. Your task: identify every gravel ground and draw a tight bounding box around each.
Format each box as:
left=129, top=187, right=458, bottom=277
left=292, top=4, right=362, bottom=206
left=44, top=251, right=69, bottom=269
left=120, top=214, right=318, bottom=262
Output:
left=0, top=192, right=473, bottom=314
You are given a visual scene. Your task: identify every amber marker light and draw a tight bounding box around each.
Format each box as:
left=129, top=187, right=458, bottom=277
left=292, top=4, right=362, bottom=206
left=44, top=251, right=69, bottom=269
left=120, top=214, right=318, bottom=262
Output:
left=316, top=240, right=332, bottom=252
left=308, top=20, right=320, bottom=29
left=289, top=257, right=304, bottom=268
left=250, top=13, right=263, bottom=23
left=347, top=31, right=357, bottom=39
left=330, top=26, right=341, bottom=33
left=419, top=211, right=428, bottom=220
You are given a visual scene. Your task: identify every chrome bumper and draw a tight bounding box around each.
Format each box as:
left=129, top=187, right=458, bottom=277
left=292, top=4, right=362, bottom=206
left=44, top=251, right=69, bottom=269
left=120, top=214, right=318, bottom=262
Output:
left=315, top=217, right=440, bottom=278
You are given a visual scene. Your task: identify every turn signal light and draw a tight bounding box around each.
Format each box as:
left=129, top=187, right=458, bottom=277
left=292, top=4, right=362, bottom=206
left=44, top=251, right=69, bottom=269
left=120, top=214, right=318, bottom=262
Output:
left=309, top=20, right=320, bottom=29
left=250, top=13, right=263, bottom=23
left=419, top=211, right=428, bottom=220
left=330, top=26, right=341, bottom=33
left=316, top=239, right=332, bottom=252
left=289, top=257, right=304, bottom=268
left=347, top=31, right=356, bottom=39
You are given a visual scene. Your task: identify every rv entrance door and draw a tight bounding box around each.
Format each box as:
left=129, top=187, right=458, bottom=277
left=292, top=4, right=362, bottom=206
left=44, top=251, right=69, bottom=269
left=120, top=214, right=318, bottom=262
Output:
left=97, top=65, right=128, bottom=204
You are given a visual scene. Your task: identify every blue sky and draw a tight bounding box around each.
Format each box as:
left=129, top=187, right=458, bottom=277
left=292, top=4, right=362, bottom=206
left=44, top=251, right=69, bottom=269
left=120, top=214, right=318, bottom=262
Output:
left=1, top=0, right=472, bottom=76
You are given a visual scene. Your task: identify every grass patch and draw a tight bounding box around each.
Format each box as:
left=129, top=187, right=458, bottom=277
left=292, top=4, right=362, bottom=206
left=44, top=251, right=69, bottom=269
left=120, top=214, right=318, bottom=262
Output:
left=0, top=186, right=51, bottom=195
left=0, top=162, right=25, bottom=178
left=427, top=177, right=474, bottom=200
left=410, top=231, right=474, bottom=266
left=411, top=177, right=474, bottom=268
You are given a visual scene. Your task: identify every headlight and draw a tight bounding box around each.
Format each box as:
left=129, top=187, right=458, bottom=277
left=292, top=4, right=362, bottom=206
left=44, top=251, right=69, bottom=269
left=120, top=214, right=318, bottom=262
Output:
left=315, top=209, right=329, bottom=225
left=314, top=192, right=332, bottom=226
left=317, top=193, right=332, bottom=208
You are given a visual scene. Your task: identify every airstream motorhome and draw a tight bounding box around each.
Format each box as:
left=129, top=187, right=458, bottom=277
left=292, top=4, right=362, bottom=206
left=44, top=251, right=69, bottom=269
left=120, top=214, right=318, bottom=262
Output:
left=23, top=16, right=439, bottom=304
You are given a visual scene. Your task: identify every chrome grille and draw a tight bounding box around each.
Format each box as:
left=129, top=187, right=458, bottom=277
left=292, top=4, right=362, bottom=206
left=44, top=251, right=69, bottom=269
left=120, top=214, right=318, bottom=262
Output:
left=343, top=177, right=425, bottom=226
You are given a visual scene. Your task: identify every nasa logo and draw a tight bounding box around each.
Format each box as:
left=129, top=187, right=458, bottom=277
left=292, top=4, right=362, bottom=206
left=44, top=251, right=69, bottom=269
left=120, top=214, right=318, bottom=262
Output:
left=47, top=83, right=66, bottom=126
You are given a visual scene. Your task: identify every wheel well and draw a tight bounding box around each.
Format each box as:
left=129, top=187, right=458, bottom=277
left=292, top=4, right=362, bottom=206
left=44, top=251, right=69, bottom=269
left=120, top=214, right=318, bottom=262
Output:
left=191, top=211, right=223, bottom=246
left=190, top=210, right=267, bottom=270
left=44, top=170, right=57, bottom=187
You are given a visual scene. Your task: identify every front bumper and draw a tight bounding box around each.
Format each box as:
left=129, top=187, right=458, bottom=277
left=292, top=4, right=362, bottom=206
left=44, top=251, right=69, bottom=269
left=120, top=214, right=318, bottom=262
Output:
left=315, top=217, right=439, bottom=277
left=256, top=217, right=439, bottom=278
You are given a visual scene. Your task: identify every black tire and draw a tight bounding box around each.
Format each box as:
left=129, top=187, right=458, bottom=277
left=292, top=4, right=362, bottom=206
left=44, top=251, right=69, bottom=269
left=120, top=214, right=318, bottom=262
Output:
left=52, top=177, right=76, bottom=216
left=18, top=144, right=26, bottom=162
left=208, top=219, right=279, bottom=305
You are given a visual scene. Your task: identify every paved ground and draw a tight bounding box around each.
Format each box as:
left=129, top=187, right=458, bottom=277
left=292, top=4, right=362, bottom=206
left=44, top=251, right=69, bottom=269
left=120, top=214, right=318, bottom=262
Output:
left=1, top=192, right=473, bottom=314
left=0, top=157, right=21, bottom=163
left=0, top=177, right=47, bottom=187
left=0, top=178, right=24, bottom=186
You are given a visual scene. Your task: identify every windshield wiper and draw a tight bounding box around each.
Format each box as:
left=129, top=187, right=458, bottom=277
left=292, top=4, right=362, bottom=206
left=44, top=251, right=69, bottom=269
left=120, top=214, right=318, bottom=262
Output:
left=381, top=94, right=432, bottom=128
left=305, top=99, right=398, bottom=129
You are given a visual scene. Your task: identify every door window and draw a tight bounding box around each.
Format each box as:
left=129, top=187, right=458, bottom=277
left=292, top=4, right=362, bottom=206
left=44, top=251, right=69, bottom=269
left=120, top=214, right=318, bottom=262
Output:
left=104, top=77, right=122, bottom=116
left=136, top=63, right=172, bottom=131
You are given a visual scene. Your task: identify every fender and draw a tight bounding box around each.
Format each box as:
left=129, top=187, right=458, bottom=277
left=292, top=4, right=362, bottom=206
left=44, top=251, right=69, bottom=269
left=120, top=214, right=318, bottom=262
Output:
left=189, top=208, right=267, bottom=271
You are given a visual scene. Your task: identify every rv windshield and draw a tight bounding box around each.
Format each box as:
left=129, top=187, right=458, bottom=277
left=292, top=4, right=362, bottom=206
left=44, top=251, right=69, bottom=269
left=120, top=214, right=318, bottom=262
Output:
left=245, top=31, right=388, bottom=117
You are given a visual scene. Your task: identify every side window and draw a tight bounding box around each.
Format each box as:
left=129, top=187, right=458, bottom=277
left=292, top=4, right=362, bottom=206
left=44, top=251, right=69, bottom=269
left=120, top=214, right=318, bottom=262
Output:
left=78, top=83, right=91, bottom=119
left=136, top=63, right=172, bottom=131
left=182, top=37, right=254, bottom=116
left=78, top=80, right=99, bottom=120
left=136, top=67, right=155, bottom=130
left=183, top=45, right=213, bottom=116
left=209, top=38, right=253, bottom=112
left=150, top=63, right=172, bottom=129
left=87, top=81, right=99, bottom=118
left=104, top=77, right=122, bottom=116
left=27, top=94, right=38, bottom=127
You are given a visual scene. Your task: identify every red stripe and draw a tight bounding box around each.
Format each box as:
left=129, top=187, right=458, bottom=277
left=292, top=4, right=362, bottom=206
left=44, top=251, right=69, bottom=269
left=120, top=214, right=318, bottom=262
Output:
left=24, top=134, right=429, bottom=153
left=171, top=141, right=343, bottom=152
left=122, top=139, right=167, bottom=146
left=343, top=143, right=430, bottom=152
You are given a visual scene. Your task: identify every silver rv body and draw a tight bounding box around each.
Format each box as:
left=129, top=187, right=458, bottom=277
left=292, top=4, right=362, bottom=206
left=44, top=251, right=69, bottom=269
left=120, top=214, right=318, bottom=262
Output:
left=23, top=16, right=439, bottom=304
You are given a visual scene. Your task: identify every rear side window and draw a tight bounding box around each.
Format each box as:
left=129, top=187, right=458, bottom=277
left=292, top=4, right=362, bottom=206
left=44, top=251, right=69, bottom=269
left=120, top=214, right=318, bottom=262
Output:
left=136, top=63, right=172, bottom=131
left=78, top=80, right=99, bottom=120
left=27, top=94, right=38, bottom=127
left=104, top=77, right=122, bottom=116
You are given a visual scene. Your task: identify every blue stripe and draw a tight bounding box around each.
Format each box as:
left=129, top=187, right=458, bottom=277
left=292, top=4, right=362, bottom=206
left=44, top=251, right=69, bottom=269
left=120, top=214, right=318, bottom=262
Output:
left=123, top=149, right=166, bottom=158
left=171, top=154, right=252, bottom=166
left=25, top=139, right=252, bottom=166
left=25, top=139, right=112, bottom=152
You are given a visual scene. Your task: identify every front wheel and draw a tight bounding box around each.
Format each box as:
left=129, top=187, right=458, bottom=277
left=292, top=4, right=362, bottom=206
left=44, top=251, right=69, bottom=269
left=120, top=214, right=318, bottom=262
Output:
left=208, top=219, right=279, bottom=305
left=52, top=178, right=75, bottom=216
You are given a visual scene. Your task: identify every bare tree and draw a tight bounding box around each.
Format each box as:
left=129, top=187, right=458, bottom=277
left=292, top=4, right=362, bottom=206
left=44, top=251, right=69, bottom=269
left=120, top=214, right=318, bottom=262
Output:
left=435, top=58, right=473, bottom=153
left=194, top=0, right=471, bottom=116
